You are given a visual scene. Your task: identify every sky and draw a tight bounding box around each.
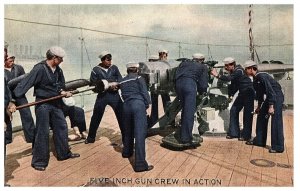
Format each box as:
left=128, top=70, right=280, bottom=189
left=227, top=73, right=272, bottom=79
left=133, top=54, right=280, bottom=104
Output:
left=3, top=3, right=294, bottom=68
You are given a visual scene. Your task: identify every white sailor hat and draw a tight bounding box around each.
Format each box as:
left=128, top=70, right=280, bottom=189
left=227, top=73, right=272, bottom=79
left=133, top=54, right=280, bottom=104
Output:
left=223, top=57, right=235, bottom=65
left=49, top=46, right=66, bottom=58
left=192, top=53, right=205, bottom=59
left=243, top=60, right=257, bottom=68
left=149, top=55, right=159, bottom=60
left=98, top=50, right=111, bottom=59
left=158, top=49, right=168, bottom=54
left=126, top=62, right=139, bottom=68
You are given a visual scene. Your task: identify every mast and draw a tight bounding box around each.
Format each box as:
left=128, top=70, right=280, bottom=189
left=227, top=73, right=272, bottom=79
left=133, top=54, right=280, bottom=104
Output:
left=248, top=4, right=255, bottom=61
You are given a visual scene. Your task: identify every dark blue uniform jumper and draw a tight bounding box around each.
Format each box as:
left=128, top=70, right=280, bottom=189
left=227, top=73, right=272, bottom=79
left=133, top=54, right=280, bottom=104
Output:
left=175, top=60, right=208, bottom=143
left=5, top=64, right=35, bottom=143
left=119, top=73, right=151, bottom=172
left=88, top=65, right=124, bottom=142
left=14, top=61, right=72, bottom=168
left=219, top=65, right=255, bottom=140
left=252, top=72, right=284, bottom=152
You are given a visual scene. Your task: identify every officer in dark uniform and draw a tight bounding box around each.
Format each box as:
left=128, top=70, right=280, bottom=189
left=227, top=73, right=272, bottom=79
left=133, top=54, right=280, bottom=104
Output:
left=119, top=62, right=153, bottom=172
left=14, top=46, right=80, bottom=171
left=4, top=55, right=35, bottom=144
left=85, top=51, right=124, bottom=144
left=175, top=53, right=208, bottom=144
left=211, top=57, right=255, bottom=141
left=243, top=60, right=284, bottom=153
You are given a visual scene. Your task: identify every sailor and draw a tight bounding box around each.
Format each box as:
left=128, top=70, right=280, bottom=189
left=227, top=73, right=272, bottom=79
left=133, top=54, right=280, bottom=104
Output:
left=148, top=55, right=159, bottom=62
left=85, top=51, right=124, bottom=144
left=193, top=53, right=205, bottom=64
left=14, top=46, right=80, bottom=171
left=243, top=60, right=284, bottom=153
left=149, top=49, right=171, bottom=126
left=119, top=62, right=153, bottom=172
left=61, top=97, right=88, bottom=141
left=175, top=53, right=208, bottom=144
left=4, top=55, right=35, bottom=144
left=211, top=57, right=255, bottom=141
left=4, top=42, right=16, bottom=187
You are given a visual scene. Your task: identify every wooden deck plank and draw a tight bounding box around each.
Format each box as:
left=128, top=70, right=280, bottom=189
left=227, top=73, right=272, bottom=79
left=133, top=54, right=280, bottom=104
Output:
left=4, top=109, right=293, bottom=187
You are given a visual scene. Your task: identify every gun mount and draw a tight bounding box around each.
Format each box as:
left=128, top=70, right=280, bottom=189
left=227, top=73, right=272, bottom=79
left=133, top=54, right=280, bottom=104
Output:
left=138, top=59, right=229, bottom=149
left=139, top=59, right=293, bottom=149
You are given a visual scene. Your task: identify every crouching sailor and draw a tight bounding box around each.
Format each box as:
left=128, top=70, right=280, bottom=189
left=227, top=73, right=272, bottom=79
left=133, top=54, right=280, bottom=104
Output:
left=14, top=46, right=80, bottom=171
left=119, top=62, right=154, bottom=172
left=175, top=53, right=209, bottom=145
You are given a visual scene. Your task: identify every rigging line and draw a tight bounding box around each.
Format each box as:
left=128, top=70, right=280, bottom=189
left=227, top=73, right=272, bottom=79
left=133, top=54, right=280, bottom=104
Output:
left=254, top=48, right=261, bottom=64
left=82, top=38, right=92, bottom=70
left=5, top=17, right=250, bottom=48
left=207, top=44, right=213, bottom=60
left=268, top=5, right=271, bottom=60
left=248, top=4, right=255, bottom=61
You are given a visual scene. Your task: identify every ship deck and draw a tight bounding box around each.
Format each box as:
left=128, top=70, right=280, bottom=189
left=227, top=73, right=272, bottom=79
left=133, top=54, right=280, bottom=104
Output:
left=5, top=107, right=293, bottom=187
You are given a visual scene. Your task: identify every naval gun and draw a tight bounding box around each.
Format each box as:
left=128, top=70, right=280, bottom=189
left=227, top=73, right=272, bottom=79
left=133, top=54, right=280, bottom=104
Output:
left=138, top=59, right=228, bottom=149
left=138, top=59, right=293, bottom=149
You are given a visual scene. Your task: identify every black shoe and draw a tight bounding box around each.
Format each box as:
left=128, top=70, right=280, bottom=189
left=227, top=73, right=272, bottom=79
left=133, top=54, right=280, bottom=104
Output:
left=122, top=153, right=133, bottom=158
left=33, top=166, right=46, bottom=171
left=85, top=137, right=95, bottom=144
left=69, top=153, right=80, bottom=158
left=147, top=165, right=154, bottom=171
left=238, top=137, right=250, bottom=141
left=4, top=183, right=11, bottom=187
left=269, top=149, right=284, bottom=153
left=135, top=165, right=154, bottom=172
left=226, top=135, right=238, bottom=139
left=245, top=140, right=266, bottom=147
left=58, top=153, right=80, bottom=161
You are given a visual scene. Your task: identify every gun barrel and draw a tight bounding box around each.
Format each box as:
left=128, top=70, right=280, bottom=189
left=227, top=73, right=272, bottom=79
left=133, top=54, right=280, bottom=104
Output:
left=258, top=64, right=293, bottom=73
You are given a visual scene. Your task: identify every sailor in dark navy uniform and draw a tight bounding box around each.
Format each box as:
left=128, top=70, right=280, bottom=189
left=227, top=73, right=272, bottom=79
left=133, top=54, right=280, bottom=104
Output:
left=243, top=60, right=284, bottom=153
left=14, top=46, right=80, bottom=171
left=85, top=51, right=124, bottom=144
left=211, top=57, right=255, bottom=141
left=119, top=62, right=153, bottom=172
left=4, top=43, right=17, bottom=154
left=5, top=55, right=35, bottom=144
left=60, top=97, right=88, bottom=141
left=175, top=53, right=208, bottom=144
left=4, top=42, right=16, bottom=187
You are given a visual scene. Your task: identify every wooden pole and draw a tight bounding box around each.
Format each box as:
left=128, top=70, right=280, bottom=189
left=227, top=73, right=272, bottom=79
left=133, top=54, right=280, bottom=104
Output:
left=16, top=87, right=94, bottom=110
